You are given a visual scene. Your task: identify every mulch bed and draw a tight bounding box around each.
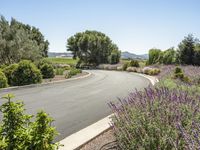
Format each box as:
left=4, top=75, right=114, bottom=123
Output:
left=42, top=72, right=88, bottom=83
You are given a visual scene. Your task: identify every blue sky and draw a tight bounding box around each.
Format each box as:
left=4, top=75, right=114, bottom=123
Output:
left=1, top=0, right=200, bottom=54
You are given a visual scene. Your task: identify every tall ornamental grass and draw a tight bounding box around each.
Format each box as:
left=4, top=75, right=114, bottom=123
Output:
left=109, top=87, right=200, bottom=149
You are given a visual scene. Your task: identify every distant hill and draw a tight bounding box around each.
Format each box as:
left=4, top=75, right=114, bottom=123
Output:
left=121, top=51, right=148, bottom=60
left=48, top=51, right=148, bottom=60
left=48, top=52, right=73, bottom=58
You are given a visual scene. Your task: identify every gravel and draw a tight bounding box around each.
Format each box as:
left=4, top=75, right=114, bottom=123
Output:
left=79, top=129, right=117, bottom=150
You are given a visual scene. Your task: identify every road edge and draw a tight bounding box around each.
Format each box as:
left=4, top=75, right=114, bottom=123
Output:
left=59, top=73, right=158, bottom=150
left=0, top=71, right=92, bottom=92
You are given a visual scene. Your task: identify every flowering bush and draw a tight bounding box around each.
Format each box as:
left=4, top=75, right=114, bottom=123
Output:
left=109, top=87, right=200, bottom=149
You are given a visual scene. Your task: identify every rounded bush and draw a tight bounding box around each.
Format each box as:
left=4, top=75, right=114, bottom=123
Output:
left=122, top=63, right=128, bottom=71
left=66, top=68, right=82, bottom=78
left=174, top=67, right=183, bottom=74
left=3, top=64, right=18, bottom=85
left=12, top=60, right=42, bottom=86
left=36, top=59, right=52, bottom=68
left=0, top=70, right=8, bottom=88
left=129, top=60, right=140, bottom=67
left=40, top=63, right=55, bottom=79
left=143, top=68, right=160, bottom=75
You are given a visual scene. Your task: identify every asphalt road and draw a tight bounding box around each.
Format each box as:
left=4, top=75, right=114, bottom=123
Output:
left=0, top=70, right=150, bottom=141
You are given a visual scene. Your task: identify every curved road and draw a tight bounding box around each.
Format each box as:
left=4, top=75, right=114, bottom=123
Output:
left=0, top=70, right=150, bottom=141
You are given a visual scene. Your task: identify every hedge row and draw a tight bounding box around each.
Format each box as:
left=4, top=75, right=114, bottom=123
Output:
left=0, top=60, right=55, bottom=88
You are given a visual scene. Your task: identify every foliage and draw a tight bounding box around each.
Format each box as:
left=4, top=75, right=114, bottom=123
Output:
left=128, top=60, right=139, bottom=67
left=109, top=87, right=200, bottom=149
left=177, top=34, right=195, bottom=65
left=0, top=15, right=49, bottom=65
left=162, top=48, right=176, bottom=64
left=12, top=60, right=42, bottom=86
left=122, top=63, right=129, bottom=71
left=0, top=94, right=59, bottom=149
left=143, top=67, right=160, bottom=75
left=67, top=30, right=120, bottom=65
left=147, top=35, right=200, bottom=66
left=108, top=50, right=121, bottom=64
left=66, top=68, right=82, bottom=78
left=0, top=70, right=8, bottom=88
left=193, top=43, right=200, bottom=66
left=173, top=67, right=191, bottom=83
left=55, top=68, right=65, bottom=75
left=30, top=111, right=59, bottom=150
left=3, top=64, right=18, bottom=85
left=148, top=48, right=162, bottom=65
left=40, top=63, right=55, bottom=79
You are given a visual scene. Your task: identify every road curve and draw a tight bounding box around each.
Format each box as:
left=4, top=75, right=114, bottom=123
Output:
left=0, top=70, right=150, bottom=141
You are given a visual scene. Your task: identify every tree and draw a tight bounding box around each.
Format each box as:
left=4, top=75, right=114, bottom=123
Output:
left=162, top=48, right=176, bottom=64
left=108, top=49, right=121, bottom=64
left=177, top=34, right=195, bottom=65
left=193, top=43, right=200, bottom=65
left=148, top=48, right=162, bottom=65
left=67, top=30, right=120, bottom=65
left=0, top=15, right=49, bottom=65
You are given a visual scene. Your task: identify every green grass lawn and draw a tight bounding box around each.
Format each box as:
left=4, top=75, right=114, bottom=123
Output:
left=44, top=57, right=78, bottom=66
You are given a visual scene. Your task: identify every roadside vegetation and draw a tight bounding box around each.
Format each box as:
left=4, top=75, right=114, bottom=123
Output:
left=109, top=34, right=200, bottom=149
left=0, top=94, right=60, bottom=149
left=110, top=65, right=200, bottom=149
left=0, top=15, right=83, bottom=89
left=1, top=13, right=200, bottom=149
left=67, top=30, right=121, bottom=67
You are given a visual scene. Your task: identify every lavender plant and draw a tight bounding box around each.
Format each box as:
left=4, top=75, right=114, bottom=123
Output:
left=109, top=87, right=200, bottom=149
left=177, top=122, right=200, bottom=150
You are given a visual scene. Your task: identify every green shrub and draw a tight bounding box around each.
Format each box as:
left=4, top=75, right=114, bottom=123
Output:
left=108, top=51, right=120, bottom=64
left=3, top=64, right=18, bottom=85
left=122, top=63, right=128, bottom=71
left=55, top=68, right=65, bottom=75
left=66, top=68, right=82, bottom=78
left=183, top=76, right=191, bottom=83
left=0, top=94, right=60, bottom=149
left=40, top=63, right=55, bottom=79
left=173, top=67, right=190, bottom=83
left=0, top=65, right=7, bottom=70
left=36, top=59, right=52, bottom=68
left=0, top=70, right=8, bottom=88
left=174, top=67, right=183, bottom=74
left=143, top=68, right=160, bottom=75
left=129, top=60, right=139, bottom=67
left=12, top=60, right=42, bottom=86
left=174, top=72, right=184, bottom=79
